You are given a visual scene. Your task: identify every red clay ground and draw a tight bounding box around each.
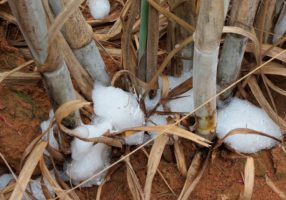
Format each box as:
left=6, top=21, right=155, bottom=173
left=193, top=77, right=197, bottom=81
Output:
left=1, top=9, right=286, bottom=200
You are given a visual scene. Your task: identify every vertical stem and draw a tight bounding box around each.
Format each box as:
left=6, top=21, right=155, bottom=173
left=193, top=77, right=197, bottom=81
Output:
left=193, top=0, right=224, bottom=139
left=49, top=0, right=110, bottom=85
left=273, top=1, right=286, bottom=43
left=255, top=0, right=276, bottom=43
left=146, top=0, right=159, bottom=82
left=8, top=0, right=80, bottom=127
left=138, top=0, right=149, bottom=81
left=217, top=0, right=259, bottom=101
left=174, top=0, right=196, bottom=73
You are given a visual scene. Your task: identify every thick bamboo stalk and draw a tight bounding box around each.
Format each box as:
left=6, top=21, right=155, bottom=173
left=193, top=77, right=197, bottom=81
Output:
left=173, top=0, right=196, bottom=73
left=193, top=0, right=224, bottom=139
left=217, top=0, right=259, bottom=101
left=146, top=0, right=159, bottom=82
left=49, top=0, right=110, bottom=85
left=255, top=0, right=276, bottom=43
left=273, top=2, right=286, bottom=43
left=224, top=0, right=230, bottom=19
left=8, top=0, right=80, bottom=127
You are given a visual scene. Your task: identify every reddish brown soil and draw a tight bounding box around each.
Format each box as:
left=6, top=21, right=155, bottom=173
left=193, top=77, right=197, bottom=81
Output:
left=1, top=5, right=286, bottom=200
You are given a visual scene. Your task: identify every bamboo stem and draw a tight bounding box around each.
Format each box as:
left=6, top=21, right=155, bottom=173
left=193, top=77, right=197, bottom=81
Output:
left=273, top=1, right=286, bottom=43
left=193, top=0, right=224, bottom=139
left=146, top=0, right=159, bottom=82
left=49, top=0, right=110, bottom=85
left=8, top=0, right=80, bottom=127
left=138, top=0, right=149, bottom=81
left=217, top=0, right=259, bottom=101
left=254, top=0, right=276, bottom=43
left=168, top=0, right=196, bottom=75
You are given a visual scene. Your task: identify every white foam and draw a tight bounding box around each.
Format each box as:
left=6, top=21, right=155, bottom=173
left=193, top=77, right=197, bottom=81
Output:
left=40, top=110, right=59, bottom=155
left=147, top=114, right=167, bottom=138
left=144, top=71, right=193, bottom=112
left=168, top=89, right=194, bottom=113
left=88, top=0, right=110, bottom=19
left=92, top=84, right=145, bottom=145
left=71, top=121, right=112, bottom=160
left=67, top=143, right=111, bottom=186
left=0, top=174, right=13, bottom=189
left=217, top=97, right=282, bottom=153
left=30, top=175, right=55, bottom=200
left=68, top=120, right=112, bottom=185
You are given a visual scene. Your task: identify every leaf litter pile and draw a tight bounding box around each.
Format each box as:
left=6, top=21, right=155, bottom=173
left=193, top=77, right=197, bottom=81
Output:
left=0, top=0, right=286, bottom=199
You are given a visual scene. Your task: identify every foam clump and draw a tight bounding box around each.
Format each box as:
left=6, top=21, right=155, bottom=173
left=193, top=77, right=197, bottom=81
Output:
left=29, top=174, right=55, bottom=199
left=144, top=71, right=193, bottom=113
left=67, top=121, right=112, bottom=186
left=147, top=114, right=167, bottom=138
left=88, top=0, right=110, bottom=19
left=0, top=174, right=13, bottom=189
left=217, top=97, right=282, bottom=154
left=40, top=110, right=59, bottom=152
left=92, top=84, right=145, bottom=145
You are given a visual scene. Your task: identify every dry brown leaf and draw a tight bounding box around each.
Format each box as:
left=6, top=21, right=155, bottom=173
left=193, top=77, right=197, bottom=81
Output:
left=9, top=141, right=47, bottom=200
left=248, top=76, right=286, bottom=131
left=55, top=100, right=122, bottom=147
left=161, top=75, right=169, bottom=99
left=178, top=151, right=203, bottom=200
left=117, top=125, right=211, bottom=147
left=40, top=177, right=54, bottom=200
left=121, top=0, right=139, bottom=74
left=144, top=134, right=169, bottom=200
left=246, top=43, right=286, bottom=63
left=168, top=77, right=193, bottom=98
left=141, top=148, right=176, bottom=196
left=257, top=62, right=286, bottom=77
left=147, top=0, right=194, bottom=33
left=263, top=75, right=286, bottom=97
left=53, top=166, right=80, bottom=200
left=125, top=157, right=144, bottom=200
left=180, top=152, right=210, bottom=200
left=174, top=139, right=187, bottom=177
left=239, top=157, right=255, bottom=200
left=265, top=175, right=286, bottom=199
left=39, top=158, right=72, bottom=200
left=0, top=60, right=34, bottom=83
left=20, top=119, right=55, bottom=168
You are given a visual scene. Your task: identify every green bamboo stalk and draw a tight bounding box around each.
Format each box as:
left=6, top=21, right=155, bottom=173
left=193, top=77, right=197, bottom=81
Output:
left=193, top=0, right=224, bottom=140
left=138, top=0, right=149, bottom=81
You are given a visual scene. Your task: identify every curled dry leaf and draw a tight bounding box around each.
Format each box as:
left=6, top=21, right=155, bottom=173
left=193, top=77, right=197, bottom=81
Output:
left=239, top=157, right=255, bottom=200
left=55, top=100, right=122, bottom=148
left=9, top=141, right=47, bottom=200
left=117, top=125, right=211, bottom=147
left=144, top=134, right=169, bottom=200
left=0, top=60, right=34, bottom=84
left=248, top=76, right=286, bottom=131
left=141, top=148, right=176, bottom=196
left=178, top=151, right=203, bottom=200
left=180, top=151, right=210, bottom=200
left=125, top=157, right=144, bottom=200
left=174, top=139, right=187, bottom=177
left=39, top=158, right=73, bottom=200
left=265, top=175, right=286, bottom=200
